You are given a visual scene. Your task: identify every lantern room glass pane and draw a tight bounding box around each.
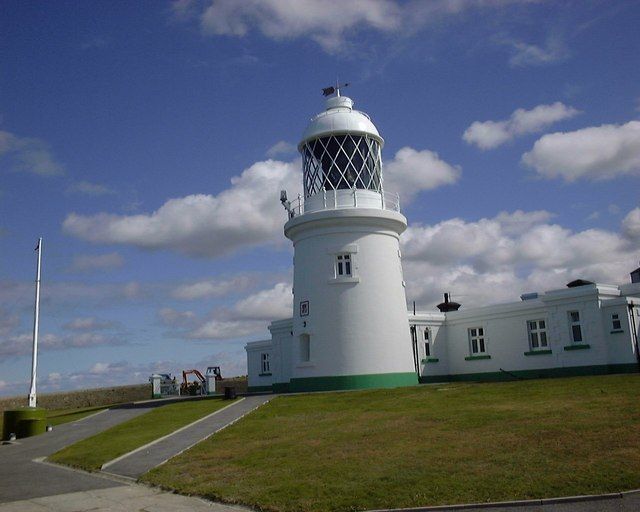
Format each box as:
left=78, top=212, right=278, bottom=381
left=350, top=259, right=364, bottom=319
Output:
left=301, top=134, right=382, bottom=197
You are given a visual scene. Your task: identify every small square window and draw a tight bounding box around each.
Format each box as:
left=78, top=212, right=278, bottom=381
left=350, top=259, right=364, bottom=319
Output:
left=611, top=313, right=622, bottom=331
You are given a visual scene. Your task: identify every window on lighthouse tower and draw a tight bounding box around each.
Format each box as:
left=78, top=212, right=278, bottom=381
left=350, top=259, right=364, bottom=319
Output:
left=336, top=254, right=352, bottom=277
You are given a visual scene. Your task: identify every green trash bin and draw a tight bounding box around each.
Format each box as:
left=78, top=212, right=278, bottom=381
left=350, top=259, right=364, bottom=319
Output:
left=2, top=408, right=46, bottom=440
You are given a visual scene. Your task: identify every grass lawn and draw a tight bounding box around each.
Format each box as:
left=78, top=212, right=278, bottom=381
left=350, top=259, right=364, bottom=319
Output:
left=142, top=374, right=640, bottom=512
left=49, top=397, right=233, bottom=471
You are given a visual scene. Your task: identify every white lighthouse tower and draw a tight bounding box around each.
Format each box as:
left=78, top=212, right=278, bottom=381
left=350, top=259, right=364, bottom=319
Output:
left=281, top=90, right=417, bottom=392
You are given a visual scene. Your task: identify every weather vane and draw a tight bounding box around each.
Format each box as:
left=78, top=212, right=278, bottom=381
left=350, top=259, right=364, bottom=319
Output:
left=322, top=80, right=350, bottom=97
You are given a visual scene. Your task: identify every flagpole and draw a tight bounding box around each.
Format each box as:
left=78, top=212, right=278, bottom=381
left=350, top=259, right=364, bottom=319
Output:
left=28, top=237, right=42, bottom=408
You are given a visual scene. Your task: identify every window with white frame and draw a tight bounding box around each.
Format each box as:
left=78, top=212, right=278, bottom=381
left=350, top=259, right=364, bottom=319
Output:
left=468, top=327, right=486, bottom=354
left=260, top=353, right=271, bottom=374
left=611, top=313, right=622, bottom=331
left=424, top=328, right=431, bottom=357
left=299, top=334, right=310, bottom=362
left=527, top=320, right=548, bottom=350
left=335, top=253, right=352, bottom=277
left=568, top=311, right=583, bottom=343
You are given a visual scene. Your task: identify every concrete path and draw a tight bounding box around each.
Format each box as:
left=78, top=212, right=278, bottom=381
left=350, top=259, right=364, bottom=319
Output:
left=0, top=404, right=153, bottom=503
left=102, top=395, right=272, bottom=479
left=0, top=397, right=265, bottom=510
left=0, top=484, right=248, bottom=512
left=369, top=490, right=640, bottom=512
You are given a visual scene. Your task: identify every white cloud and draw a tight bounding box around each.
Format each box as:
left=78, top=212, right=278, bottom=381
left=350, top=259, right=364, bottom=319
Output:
left=62, top=146, right=452, bottom=258
left=158, top=307, right=197, bottom=326
left=231, top=282, right=292, bottom=321
left=63, top=159, right=300, bottom=258
left=63, top=317, right=114, bottom=331
left=506, top=35, right=569, bottom=67
left=189, top=319, right=267, bottom=340
left=188, top=282, right=292, bottom=340
left=69, top=252, right=124, bottom=272
left=266, top=140, right=296, bottom=158
left=195, top=0, right=401, bottom=53
left=401, top=209, right=640, bottom=309
left=66, top=181, right=114, bottom=196
left=384, top=147, right=461, bottom=202
left=171, top=275, right=255, bottom=300
left=522, top=121, right=640, bottom=181
left=622, top=208, right=640, bottom=240
left=463, top=102, right=580, bottom=150
left=0, top=130, right=63, bottom=176
left=0, top=331, right=124, bottom=357
left=174, top=0, right=534, bottom=55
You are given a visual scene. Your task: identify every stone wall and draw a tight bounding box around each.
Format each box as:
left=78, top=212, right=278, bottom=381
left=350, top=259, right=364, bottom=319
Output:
left=0, top=384, right=150, bottom=415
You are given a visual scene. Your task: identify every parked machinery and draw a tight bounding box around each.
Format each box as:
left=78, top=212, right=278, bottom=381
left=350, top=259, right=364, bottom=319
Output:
left=180, top=369, right=206, bottom=396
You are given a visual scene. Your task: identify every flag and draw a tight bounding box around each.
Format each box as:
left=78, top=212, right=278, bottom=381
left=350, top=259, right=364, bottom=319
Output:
left=322, top=86, right=335, bottom=96
left=34, top=239, right=40, bottom=251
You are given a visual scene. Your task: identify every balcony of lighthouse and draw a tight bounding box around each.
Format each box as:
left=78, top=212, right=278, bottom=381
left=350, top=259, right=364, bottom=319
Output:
left=286, top=188, right=400, bottom=218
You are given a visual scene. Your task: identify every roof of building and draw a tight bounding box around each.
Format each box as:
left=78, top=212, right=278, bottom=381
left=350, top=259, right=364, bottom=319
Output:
left=299, top=96, right=383, bottom=148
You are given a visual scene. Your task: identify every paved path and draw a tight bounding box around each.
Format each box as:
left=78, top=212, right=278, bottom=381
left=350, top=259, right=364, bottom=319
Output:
left=0, top=484, right=248, bottom=511
left=0, top=404, right=152, bottom=503
left=102, top=395, right=272, bottom=479
left=368, top=490, right=640, bottom=512
left=0, top=397, right=267, bottom=510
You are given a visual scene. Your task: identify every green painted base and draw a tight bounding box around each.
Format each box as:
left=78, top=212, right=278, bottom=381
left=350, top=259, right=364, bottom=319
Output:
left=272, top=382, right=290, bottom=393
left=2, top=407, right=46, bottom=440
left=289, top=372, right=418, bottom=393
left=247, top=385, right=273, bottom=393
left=465, top=355, right=491, bottom=361
left=524, top=350, right=552, bottom=356
left=419, top=363, right=639, bottom=384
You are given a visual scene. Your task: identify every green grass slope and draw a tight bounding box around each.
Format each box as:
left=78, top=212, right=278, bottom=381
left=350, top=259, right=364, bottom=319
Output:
left=142, top=374, right=640, bottom=512
left=49, top=397, right=233, bottom=471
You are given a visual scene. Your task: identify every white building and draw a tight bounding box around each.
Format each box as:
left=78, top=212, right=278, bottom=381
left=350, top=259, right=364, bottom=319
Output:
left=245, top=94, right=640, bottom=393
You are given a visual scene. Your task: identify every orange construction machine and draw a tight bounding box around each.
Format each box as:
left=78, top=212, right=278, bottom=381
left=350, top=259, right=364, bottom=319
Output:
left=180, top=367, right=222, bottom=395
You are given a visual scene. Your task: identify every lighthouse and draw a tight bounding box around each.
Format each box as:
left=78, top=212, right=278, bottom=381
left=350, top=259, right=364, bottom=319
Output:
left=280, top=89, right=417, bottom=392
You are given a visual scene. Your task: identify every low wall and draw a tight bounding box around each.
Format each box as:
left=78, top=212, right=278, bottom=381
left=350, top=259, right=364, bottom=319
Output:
left=215, top=376, right=248, bottom=394
left=0, top=384, right=150, bottom=415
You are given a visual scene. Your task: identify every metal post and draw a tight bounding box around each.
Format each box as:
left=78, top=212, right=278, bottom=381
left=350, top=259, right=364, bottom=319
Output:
left=322, top=187, right=326, bottom=209
left=353, top=186, right=357, bottom=207
left=28, top=237, right=42, bottom=408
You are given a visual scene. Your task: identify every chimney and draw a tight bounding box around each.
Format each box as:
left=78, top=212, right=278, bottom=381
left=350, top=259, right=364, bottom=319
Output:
left=436, top=292, right=461, bottom=312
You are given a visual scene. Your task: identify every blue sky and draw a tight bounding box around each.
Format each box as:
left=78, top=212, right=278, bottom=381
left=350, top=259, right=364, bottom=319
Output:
left=1, top=0, right=640, bottom=396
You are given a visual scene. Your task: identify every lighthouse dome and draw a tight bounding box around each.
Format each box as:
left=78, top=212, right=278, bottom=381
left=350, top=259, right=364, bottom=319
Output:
left=299, top=96, right=383, bottom=147
left=299, top=96, right=385, bottom=199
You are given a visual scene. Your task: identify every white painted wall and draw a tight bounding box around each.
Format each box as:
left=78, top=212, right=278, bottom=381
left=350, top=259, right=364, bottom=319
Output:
left=245, top=340, right=273, bottom=389
left=246, top=284, right=639, bottom=388
left=285, top=207, right=415, bottom=380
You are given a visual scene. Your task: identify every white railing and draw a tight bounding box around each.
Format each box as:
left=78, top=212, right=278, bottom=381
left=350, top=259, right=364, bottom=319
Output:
left=287, top=189, right=400, bottom=218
